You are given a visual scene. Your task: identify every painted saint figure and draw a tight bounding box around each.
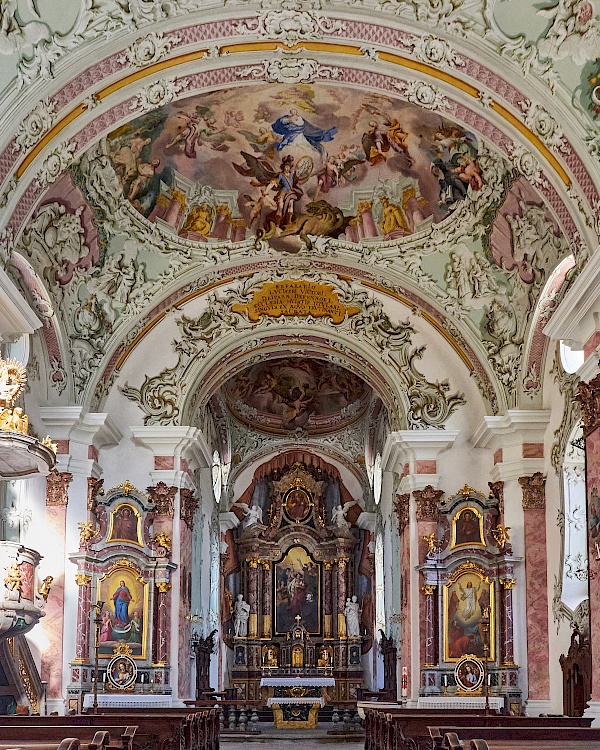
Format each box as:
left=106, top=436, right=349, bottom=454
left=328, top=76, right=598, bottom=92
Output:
left=458, top=579, right=482, bottom=621
left=112, top=579, right=133, bottom=626
left=112, top=506, right=138, bottom=542
left=271, top=108, right=337, bottom=154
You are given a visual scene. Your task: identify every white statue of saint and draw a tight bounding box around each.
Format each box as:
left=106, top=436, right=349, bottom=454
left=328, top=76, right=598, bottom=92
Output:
left=233, top=594, right=250, bottom=637
left=243, top=504, right=263, bottom=527
left=331, top=503, right=350, bottom=530
left=344, top=595, right=361, bottom=637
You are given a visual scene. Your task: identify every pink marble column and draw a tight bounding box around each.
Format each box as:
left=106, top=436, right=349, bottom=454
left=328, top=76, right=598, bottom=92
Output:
left=394, top=493, right=411, bottom=696
left=414, top=486, right=442, bottom=669
left=500, top=578, right=515, bottom=665
left=346, top=219, right=359, bottom=243
left=519, top=473, right=550, bottom=701
left=248, top=559, right=259, bottom=638
left=422, top=584, right=436, bottom=667
left=74, top=574, right=92, bottom=661
left=262, top=561, right=272, bottom=638
left=211, top=206, right=231, bottom=239
left=41, top=470, right=72, bottom=699
left=337, top=558, right=349, bottom=638
left=163, top=195, right=184, bottom=227
left=323, top=561, right=333, bottom=638
left=358, top=201, right=378, bottom=238
left=576, top=376, right=600, bottom=702
left=231, top=219, right=247, bottom=242
left=155, top=582, right=171, bottom=664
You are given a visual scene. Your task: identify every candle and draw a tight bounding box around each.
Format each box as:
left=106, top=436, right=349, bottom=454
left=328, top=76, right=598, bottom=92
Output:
left=488, top=674, right=491, bottom=686
left=140, top=674, right=144, bottom=684
left=401, top=666, right=408, bottom=698
left=103, top=672, right=106, bottom=683
left=443, top=675, right=447, bottom=687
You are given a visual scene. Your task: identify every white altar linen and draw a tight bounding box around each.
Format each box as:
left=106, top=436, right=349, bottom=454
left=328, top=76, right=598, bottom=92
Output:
left=267, top=697, right=325, bottom=707
left=260, top=677, right=335, bottom=687
left=83, top=693, right=172, bottom=709
left=417, top=696, right=503, bottom=711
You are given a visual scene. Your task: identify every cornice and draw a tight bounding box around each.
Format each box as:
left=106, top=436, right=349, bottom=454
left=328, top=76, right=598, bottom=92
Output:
left=471, top=410, right=551, bottom=449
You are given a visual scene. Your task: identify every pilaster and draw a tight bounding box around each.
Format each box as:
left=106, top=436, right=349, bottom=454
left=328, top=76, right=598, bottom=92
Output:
left=38, top=408, right=122, bottom=711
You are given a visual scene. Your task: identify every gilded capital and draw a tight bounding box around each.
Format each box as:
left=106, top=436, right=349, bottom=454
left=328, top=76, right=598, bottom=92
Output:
left=576, top=373, right=600, bottom=437
left=519, top=473, right=546, bottom=510
left=500, top=578, right=516, bottom=590
left=394, top=493, right=410, bottom=533
left=421, top=584, right=436, bottom=596
left=76, top=573, right=92, bottom=587
left=156, top=582, right=171, bottom=593
left=414, top=485, right=443, bottom=521
left=338, top=557, right=349, bottom=569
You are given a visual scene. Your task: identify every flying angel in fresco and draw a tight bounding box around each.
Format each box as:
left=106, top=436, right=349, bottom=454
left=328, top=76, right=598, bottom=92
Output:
left=361, top=118, right=413, bottom=167
left=165, top=107, right=235, bottom=157
left=271, top=108, right=338, bottom=155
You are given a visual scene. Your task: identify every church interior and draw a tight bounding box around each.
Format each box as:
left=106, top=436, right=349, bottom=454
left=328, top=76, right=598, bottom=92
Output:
left=2, top=0, right=600, bottom=747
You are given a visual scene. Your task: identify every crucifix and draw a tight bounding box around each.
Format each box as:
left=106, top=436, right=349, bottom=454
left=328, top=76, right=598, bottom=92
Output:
left=295, top=615, right=302, bottom=625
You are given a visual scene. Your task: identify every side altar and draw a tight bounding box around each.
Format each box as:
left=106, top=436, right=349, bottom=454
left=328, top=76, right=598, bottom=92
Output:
left=221, top=460, right=373, bottom=706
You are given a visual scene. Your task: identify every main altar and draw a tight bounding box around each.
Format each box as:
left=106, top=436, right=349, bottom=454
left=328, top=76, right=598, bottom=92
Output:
left=221, top=459, right=372, bottom=709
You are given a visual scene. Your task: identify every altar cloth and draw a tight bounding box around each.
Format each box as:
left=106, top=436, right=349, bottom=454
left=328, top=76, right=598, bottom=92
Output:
left=260, top=677, right=335, bottom=687
left=417, top=696, right=504, bottom=710
left=83, top=693, right=172, bottom=709
left=267, top=697, right=325, bottom=707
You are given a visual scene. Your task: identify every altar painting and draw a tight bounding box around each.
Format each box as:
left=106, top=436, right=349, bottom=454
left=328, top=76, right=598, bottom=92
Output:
left=451, top=507, right=485, bottom=549
left=443, top=567, right=494, bottom=662
left=97, top=565, right=149, bottom=659
left=275, top=546, right=320, bottom=634
left=107, top=503, right=143, bottom=546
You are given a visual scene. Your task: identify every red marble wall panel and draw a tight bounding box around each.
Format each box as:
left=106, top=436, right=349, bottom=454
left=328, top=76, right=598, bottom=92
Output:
left=416, top=460, right=437, bottom=475
left=523, top=507, right=550, bottom=700
left=41, top=506, right=66, bottom=700
left=586, top=427, right=600, bottom=700
left=522, top=443, right=544, bottom=459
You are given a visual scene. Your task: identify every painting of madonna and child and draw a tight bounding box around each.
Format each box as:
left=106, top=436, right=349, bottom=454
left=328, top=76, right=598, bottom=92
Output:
left=105, top=83, right=484, bottom=246
left=444, top=569, right=494, bottom=662
left=275, top=546, right=320, bottom=635
left=97, top=568, right=148, bottom=659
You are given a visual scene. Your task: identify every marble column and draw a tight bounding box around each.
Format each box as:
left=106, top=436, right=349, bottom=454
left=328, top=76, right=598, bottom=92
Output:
left=73, top=574, right=92, bottom=662
left=394, top=493, right=411, bottom=697
left=422, top=584, right=436, bottom=667
left=155, top=582, right=171, bottom=664
left=519, top=473, right=550, bottom=704
left=323, top=560, right=333, bottom=639
left=358, top=201, right=378, bottom=238
left=500, top=577, right=515, bottom=666
left=261, top=561, right=272, bottom=638
left=337, top=557, right=349, bottom=638
left=576, top=376, right=600, bottom=709
left=248, top=558, right=259, bottom=638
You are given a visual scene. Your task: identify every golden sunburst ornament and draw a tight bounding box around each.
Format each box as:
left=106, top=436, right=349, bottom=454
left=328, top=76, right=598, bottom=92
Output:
left=0, top=357, right=27, bottom=409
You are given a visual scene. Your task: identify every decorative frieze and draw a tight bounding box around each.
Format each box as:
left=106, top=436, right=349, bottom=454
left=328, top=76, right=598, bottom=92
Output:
left=414, top=485, right=443, bottom=521
left=394, top=493, right=410, bottom=532
left=180, top=488, right=198, bottom=530
left=576, top=374, right=600, bottom=437
left=519, top=473, right=546, bottom=510
left=46, top=469, right=72, bottom=507
left=147, top=481, right=177, bottom=517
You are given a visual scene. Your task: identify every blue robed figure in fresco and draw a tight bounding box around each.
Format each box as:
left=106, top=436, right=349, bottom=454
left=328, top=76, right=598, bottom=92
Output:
left=272, top=108, right=337, bottom=154
left=112, top=579, right=133, bottom=626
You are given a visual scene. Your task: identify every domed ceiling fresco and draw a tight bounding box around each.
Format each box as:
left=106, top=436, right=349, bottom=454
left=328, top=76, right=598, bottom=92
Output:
left=105, top=83, right=482, bottom=243
left=221, top=357, right=372, bottom=435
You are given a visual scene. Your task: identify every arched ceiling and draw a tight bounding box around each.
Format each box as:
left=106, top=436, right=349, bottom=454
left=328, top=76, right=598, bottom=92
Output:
left=0, top=0, right=598, bottom=464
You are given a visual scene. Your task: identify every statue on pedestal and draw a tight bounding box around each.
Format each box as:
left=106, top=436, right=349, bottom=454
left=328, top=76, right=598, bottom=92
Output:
left=331, top=503, right=350, bottom=530
left=242, top=504, right=263, bottom=527
left=233, top=594, right=251, bottom=637
left=344, top=595, right=361, bottom=637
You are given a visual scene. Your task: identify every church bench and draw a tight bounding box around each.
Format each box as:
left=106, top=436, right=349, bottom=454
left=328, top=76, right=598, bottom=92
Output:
left=0, top=726, right=135, bottom=750
left=430, top=725, right=600, bottom=750
left=0, top=741, right=81, bottom=750
left=364, top=709, right=487, bottom=750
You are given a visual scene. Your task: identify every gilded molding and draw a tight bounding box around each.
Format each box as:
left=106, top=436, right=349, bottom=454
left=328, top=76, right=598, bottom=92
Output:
left=519, top=472, right=546, bottom=510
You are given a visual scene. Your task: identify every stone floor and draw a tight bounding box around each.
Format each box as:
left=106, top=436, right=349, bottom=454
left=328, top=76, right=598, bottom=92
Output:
left=221, top=727, right=364, bottom=747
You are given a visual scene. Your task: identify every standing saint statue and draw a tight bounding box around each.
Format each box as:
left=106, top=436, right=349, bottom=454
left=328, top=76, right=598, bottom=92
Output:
left=344, top=595, right=361, bottom=637
left=331, top=503, right=350, bottom=530
left=233, top=594, right=251, bottom=637
left=243, top=504, right=263, bottom=527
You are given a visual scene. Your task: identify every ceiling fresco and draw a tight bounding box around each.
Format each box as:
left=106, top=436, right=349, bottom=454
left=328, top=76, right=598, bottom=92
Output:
left=105, top=84, right=483, bottom=242
left=221, top=357, right=372, bottom=435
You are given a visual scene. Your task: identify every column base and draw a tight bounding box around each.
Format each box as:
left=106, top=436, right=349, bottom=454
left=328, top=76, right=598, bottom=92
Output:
left=584, top=700, right=600, bottom=726
left=525, top=699, right=552, bottom=716
left=46, top=697, right=66, bottom=715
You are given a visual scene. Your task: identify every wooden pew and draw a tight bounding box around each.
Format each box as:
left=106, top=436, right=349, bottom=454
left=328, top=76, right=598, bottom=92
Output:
left=431, top=725, right=600, bottom=750
left=0, top=710, right=218, bottom=750
left=0, top=726, right=136, bottom=750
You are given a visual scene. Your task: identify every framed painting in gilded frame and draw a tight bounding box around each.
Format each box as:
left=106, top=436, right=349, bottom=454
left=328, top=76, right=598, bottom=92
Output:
left=283, top=486, right=313, bottom=524
left=275, top=546, right=320, bottom=635
left=107, top=652, right=137, bottom=691
left=107, top=503, right=143, bottom=546
left=97, top=561, right=149, bottom=660
left=454, top=655, right=484, bottom=693
left=451, top=507, right=485, bottom=549
left=443, top=563, right=494, bottom=662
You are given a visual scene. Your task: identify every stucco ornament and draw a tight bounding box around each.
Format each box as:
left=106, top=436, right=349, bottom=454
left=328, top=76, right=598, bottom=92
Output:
left=120, top=31, right=180, bottom=67
left=410, top=34, right=464, bottom=67
left=521, top=102, right=566, bottom=153
left=396, top=80, right=448, bottom=111
left=234, top=0, right=345, bottom=47
left=131, top=77, right=187, bottom=113
left=0, top=177, right=17, bottom=211
left=378, top=0, right=473, bottom=34
left=14, top=100, right=57, bottom=153
left=536, top=0, right=600, bottom=65
left=506, top=143, right=547, bottom=189
left=238, top=56, right=340, bottom=84
left=35, top=142, right=78, bottom=188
